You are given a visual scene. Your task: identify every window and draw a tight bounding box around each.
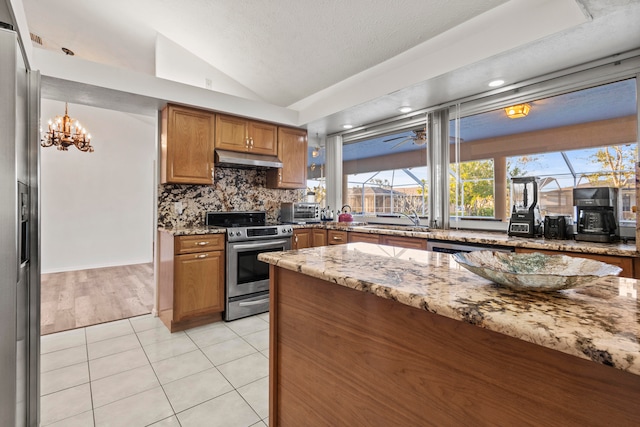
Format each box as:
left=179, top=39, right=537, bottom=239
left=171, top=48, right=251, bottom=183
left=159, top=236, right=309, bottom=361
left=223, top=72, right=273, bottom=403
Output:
left=307, top=140, right=326, bottom=207
left=450, top=78, right=638, bottom=229
left=343, top=129, right=428, bottom=218
left=315, top=58, right=639, bottom=231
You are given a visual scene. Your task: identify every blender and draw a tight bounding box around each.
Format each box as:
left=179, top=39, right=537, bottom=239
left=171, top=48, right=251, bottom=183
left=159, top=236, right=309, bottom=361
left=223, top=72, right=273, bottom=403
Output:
left=508, top=176, right=543, bottom=237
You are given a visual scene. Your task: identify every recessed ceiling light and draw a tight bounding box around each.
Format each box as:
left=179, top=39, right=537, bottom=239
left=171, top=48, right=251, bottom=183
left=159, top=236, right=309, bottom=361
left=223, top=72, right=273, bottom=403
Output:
left=488, top=79, right=505, bottom=87
left=398, top=106, right=412, bottom=113
left=343, top=124, right=353, bottom=129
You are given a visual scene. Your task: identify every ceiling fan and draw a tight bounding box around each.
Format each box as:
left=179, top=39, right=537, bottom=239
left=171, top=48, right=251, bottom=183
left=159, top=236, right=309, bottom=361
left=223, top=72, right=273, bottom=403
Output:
left=384, top=130, right=427, bottom=149
left=384, top=130, right=463, bottom=149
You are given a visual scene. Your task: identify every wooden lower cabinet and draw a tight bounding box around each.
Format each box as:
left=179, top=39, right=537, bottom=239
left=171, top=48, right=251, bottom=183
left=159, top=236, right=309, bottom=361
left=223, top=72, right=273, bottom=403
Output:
left=174, top=251, right=224, bottom=321
left=312, top=229, right=327, bottom=247
left=292, top=229, right=312, bottom=250
left=293, top=228, right=328, bottom=249
left=515, top=247, right=635, bottom=278
left=348, top=232, right=381, bottom=244
left=379, top=234, right=427, bottom=250
left=327, top=230, right=348, bottom=245
left=158, top=232, right=225, bottom=332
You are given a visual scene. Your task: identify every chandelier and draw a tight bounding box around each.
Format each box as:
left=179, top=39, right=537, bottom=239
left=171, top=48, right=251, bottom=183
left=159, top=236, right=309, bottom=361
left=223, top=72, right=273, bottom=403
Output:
left=41, top=103, right=94, bottom=152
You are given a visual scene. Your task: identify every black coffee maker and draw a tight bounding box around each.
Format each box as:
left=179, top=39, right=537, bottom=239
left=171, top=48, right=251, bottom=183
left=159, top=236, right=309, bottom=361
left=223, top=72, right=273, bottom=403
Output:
left=573, top=187, right=619, bottom=243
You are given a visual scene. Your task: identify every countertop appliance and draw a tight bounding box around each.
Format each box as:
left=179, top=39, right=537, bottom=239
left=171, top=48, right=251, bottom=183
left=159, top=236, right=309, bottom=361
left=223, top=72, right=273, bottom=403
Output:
left=543, top=215, right=573, bottom=240
left=0, top=27, right=41, bottom=427
left=508, top=177, right=542, bottom=237
left=280, top=202, right=320, bottom=224
left=206, top=211, right=293, bottom=321
left=574, top=187, right=619, bottom=243
left=338, top=205, right=353, bottom=223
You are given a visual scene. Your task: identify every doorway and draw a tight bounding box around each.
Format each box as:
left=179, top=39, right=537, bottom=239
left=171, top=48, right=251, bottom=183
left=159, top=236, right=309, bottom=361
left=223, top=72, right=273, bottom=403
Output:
left=39, top=100, right=157, bottom=335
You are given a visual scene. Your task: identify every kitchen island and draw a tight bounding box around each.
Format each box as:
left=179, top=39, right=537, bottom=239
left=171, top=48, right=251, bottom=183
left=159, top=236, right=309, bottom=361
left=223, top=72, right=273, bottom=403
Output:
left=259, top=243, right=640, bottom=426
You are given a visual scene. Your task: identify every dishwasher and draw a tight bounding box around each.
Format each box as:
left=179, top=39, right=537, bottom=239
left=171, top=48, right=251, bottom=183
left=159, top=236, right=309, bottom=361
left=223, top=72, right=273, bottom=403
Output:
left=426, top=240, right=514, bottom=254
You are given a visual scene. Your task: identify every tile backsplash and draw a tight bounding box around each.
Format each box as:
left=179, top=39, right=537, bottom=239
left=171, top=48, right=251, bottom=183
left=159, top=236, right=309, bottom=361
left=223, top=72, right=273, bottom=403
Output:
left=158, top=167, right=304, bottom=228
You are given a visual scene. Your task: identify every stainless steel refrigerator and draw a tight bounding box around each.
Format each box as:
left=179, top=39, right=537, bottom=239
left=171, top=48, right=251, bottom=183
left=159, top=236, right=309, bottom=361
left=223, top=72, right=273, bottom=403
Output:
left=0, top=27, right=41, bottom=427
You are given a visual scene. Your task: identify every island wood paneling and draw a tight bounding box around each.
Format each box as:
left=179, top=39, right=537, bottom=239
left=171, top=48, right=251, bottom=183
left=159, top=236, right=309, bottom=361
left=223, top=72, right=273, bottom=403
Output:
left=269, top=266, right=640, bottom=426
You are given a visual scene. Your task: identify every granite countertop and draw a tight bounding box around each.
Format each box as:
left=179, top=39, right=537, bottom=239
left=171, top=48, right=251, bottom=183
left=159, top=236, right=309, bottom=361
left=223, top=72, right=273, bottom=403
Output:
left=313, top=223, right=639, bottom=257
left=159, top=222, right=639, bottom=256
left=259, top=242, right=640, bottom=375
left=158, top=226, right=226, bottom=236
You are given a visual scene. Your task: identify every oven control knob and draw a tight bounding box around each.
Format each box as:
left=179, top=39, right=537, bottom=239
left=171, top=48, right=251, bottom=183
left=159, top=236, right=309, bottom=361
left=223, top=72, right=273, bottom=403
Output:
left=287, top=228, right=293, bottom=233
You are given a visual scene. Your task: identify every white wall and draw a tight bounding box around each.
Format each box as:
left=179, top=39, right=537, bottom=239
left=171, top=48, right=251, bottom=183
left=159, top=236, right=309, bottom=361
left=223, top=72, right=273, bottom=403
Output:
left=40, top=100, right=157, bottom=273
left=155, top=33, right=262, bottom=101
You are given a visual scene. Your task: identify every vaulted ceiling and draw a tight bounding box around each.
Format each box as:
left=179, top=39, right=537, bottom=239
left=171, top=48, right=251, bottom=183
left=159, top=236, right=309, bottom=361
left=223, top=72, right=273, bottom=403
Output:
left=16, top=0, right=640, bottom=137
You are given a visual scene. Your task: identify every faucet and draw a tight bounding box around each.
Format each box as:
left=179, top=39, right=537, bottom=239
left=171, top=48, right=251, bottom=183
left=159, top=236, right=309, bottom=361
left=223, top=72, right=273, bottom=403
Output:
left=399, top=210, right=421, bottom=226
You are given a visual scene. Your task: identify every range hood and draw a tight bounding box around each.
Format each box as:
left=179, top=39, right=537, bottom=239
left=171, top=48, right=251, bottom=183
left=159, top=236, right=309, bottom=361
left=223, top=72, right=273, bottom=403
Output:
left=214, top=149, right=283, bottom=169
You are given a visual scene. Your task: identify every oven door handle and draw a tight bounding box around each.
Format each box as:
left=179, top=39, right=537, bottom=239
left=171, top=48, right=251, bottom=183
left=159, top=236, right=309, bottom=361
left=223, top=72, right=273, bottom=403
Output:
left=238, top=298, right=270, bottom=307
left=231, top=240, right=290, bottom=251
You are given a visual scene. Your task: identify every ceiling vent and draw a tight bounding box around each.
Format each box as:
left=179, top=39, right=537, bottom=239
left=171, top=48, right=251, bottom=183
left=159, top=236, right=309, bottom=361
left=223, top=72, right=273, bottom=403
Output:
left=30, top=33, right=43, bottom=45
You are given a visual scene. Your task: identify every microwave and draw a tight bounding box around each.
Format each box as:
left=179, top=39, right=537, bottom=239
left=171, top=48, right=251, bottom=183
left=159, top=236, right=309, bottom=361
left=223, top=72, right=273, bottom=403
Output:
left=280, top=202, right=320, bottom=223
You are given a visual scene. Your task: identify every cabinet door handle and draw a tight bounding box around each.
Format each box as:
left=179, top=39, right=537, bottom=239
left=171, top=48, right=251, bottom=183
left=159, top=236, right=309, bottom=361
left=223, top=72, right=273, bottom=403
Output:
left=196, top=241, right=209, bottom=246
left=279, top=172, right=282, bottom=183
left=332, top=236, right=343, bottom=241
left=196, top=254, right=208, bottom=259
left=249, top=138, right=254, bottom=146
left=294, top=235, right=298, bottom=243
left=245, top=137, right=250, bottom=147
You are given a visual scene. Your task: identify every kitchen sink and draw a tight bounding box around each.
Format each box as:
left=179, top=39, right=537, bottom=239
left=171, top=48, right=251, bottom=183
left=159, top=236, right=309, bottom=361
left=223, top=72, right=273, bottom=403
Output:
left=359, top=224, right=430, bottom=232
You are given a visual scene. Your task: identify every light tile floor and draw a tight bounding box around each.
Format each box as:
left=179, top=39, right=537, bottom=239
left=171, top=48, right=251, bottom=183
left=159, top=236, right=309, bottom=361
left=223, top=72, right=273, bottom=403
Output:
left=40, top=313, right=270, bottom=427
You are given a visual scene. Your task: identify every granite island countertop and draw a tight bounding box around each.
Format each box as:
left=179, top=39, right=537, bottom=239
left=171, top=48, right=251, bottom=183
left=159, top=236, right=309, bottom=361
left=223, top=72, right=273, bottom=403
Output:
left=259, top=242, right=640, bottom=375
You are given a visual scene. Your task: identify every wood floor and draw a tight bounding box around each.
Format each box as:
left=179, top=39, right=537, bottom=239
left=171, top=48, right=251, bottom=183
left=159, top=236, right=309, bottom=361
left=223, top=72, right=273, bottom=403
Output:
left=41, top=263, right=154, bottom=335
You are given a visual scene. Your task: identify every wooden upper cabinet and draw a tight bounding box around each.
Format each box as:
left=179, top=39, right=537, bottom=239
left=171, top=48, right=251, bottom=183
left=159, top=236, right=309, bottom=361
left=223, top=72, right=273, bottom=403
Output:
left=161, top=104, right=215, bottom=185
left=267, top=127, right=308, bottom=189
left=215, top=114, right=277, bottom=156
left=248, top=121, right=278, bottom=155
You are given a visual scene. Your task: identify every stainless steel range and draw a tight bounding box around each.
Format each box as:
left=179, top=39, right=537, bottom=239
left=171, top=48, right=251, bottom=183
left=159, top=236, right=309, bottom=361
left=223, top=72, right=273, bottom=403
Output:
left=206, top=211, right=293, bottom=321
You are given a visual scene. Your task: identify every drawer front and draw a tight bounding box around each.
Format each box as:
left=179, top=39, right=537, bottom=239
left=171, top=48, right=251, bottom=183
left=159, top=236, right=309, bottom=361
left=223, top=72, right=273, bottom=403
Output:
left=328, top=230, right=348, bottom=245
left=348, top=232, right=381, bottom=244
left=380, top=235, right=427, bottom=250
left=176, top=234, right=225, bottom=254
